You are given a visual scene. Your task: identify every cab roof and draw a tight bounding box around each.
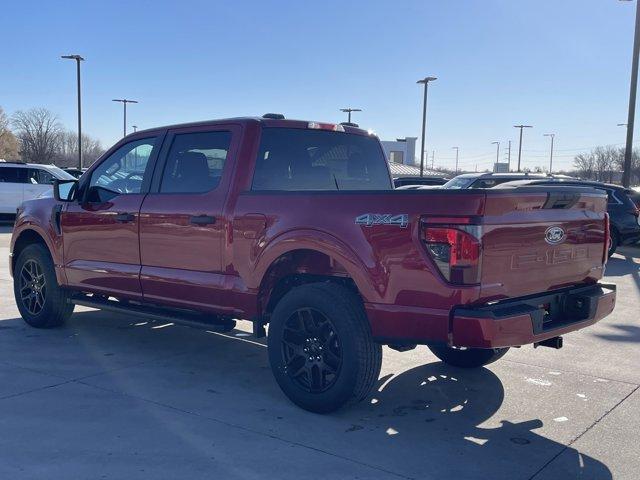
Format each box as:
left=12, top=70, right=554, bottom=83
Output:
left=129, top=116, right=371, bottom=138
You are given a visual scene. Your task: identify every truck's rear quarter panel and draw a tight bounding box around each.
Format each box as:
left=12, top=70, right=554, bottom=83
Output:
left=234, top=187, right=609, bottom=346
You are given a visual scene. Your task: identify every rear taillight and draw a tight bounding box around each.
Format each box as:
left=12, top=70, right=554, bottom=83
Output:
left=421, top=219, right=481, bottom=285
left=603, top=213, right=610, bottom=264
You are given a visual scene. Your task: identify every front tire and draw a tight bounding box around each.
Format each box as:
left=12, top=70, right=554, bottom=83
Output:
left=267, top=283, right=382, bottom=413
left=428, top=344, right=509, bottom=368
left=13, top=244, right=74, bottom=328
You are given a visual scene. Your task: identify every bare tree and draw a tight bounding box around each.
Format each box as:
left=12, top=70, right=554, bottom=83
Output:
left=616, top=147, right=640, bottom=185
left=12, top=108, right=63, bottom=164
left=0, top=106, right=20, bottom=160
left=573, top=152, right=596, bottom=180
left=54, top=131, right=105, bottom=167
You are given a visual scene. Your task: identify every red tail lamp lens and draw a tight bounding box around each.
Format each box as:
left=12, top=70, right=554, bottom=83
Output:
left=422, top=226, right=481, bottom=285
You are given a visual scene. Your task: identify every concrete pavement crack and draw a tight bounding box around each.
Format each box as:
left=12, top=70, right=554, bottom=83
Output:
left=528, top=384, right=640, bottom=480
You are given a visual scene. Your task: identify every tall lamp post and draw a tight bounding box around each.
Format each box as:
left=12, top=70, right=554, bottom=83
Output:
left=491, top=141, right=500, bottom=165
left=544, top=133, right=555, bottom=173
left=112, top=99, right=139, bottom=137
left=61, top=54, right=85, bottom=169
left=452, top=146, right=459, bottom=174
left=417, top=76, right=437, bottom=177
left=514, top=124, right=533, bottom=172
left=621, top=0, right=640, bottom=187
left=339, top=108, right=362, bottom=124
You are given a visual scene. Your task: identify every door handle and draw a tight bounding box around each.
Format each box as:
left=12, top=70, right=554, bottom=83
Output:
left=114, top=212, right=135, bottom=223
left=190, top=214, right=216, bottom=225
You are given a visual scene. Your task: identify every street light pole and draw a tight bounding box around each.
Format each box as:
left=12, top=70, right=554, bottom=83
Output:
left=132, top=125, right=138, bottom=132
left=492, top=141, right=500, bottom=165
left=507, top=140, right=512, bottom=170
left=339, top=108, right=362, bottom=124
left=112, top=99, right=139, bottom=137
left=417, top=76, right=437, bottom=177
left=514, top=125, right=533, bottom=172
left=61, top=54, right=85, bottom=169
left=452, top=147, right=459, bottom=174
left=621, top=0, right=640, bottom=187
left=544, top=133, right=555, bottom=173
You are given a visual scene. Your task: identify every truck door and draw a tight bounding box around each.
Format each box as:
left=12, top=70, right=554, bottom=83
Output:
left=61, top=135, right=163, bottom=299
left=138, top=124, right=240, bottom=311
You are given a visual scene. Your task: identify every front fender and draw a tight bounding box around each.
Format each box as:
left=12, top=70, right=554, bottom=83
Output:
left=11, top=199, right=65, bottom=284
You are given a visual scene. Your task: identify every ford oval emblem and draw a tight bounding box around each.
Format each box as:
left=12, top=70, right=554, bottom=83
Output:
left=545, top=226, right=566, bottom=245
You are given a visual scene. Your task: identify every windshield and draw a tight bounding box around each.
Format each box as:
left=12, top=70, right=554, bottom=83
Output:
left=442, top=176, right=476, bottom=189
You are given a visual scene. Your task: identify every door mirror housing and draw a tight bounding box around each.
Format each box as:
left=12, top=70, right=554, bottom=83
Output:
left=53, top=179, right=79, bottom=202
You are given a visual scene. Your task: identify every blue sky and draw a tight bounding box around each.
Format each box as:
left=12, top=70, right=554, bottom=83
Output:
left=2, top=0, right=637, bottom=171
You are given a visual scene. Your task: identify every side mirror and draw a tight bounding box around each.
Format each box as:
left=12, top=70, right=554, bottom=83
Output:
left=53, top=179, right=78, bottom=202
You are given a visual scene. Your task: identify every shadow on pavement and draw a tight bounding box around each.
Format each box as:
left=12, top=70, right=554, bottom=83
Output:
left=594, top=323, right=640, bottom=344
left=605, top=252, right=640, bottom=294
left=0, top=309, right=614, bottom=479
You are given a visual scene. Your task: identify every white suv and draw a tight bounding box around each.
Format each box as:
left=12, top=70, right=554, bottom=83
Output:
left=0, top=161, right=75, bottom=215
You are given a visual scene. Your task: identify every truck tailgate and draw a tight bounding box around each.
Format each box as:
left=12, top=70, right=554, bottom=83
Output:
left=479, top=187, right=607, bottom=301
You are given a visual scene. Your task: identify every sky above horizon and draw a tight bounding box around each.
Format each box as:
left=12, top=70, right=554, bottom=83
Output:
left=2, top=0, right=638, bottom=171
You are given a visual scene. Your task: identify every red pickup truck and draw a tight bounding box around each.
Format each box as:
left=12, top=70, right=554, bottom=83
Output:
left=10, top=115, right=616, bottom=412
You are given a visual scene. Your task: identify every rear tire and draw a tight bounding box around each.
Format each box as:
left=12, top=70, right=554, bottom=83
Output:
left=267, top=282, right=382, bottom=413
left=428, top=344, right=509, bottom=368
left=13, top=244, right=74, bottom=328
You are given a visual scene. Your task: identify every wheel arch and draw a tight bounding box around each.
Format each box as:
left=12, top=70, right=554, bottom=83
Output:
left=11, top=227, right=63, bottom=285
left=254, top=232, right=380, bottom=321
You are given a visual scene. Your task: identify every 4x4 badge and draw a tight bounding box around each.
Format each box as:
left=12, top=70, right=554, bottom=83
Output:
left=355, top=213, right=409, bottom=228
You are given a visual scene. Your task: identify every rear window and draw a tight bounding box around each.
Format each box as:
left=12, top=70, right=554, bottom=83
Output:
left=252, top=128, right=391, bottom=191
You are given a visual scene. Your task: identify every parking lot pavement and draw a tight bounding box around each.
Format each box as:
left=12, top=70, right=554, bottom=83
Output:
left=0, top=226, right=638, bottom=479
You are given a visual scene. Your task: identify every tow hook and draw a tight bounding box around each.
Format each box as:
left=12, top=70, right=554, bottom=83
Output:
left=534, top=336, right=563, bottom=349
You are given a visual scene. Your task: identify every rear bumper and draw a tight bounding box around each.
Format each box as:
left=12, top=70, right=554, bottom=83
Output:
left=366, top=283, right=616, bottom=348
left=450, top=283, right=616, bottom=348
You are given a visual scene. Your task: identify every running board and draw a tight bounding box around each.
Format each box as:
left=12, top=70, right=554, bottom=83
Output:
left=70, top=296, right=236, bottom=333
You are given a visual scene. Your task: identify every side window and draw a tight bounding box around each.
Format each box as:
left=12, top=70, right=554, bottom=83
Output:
left=27, top=169, right=55, bottom=185
left=252, top=128, right=391, bottom=191
left=0, top=167, right=26, bottom=183
left=160, top=131, right=231, bottom=193
left=472, top=179, right=497, bottom=188
left=87, top=137, right=157, bottom=202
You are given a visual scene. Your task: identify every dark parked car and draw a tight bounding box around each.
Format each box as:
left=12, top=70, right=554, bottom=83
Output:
left=628, top=187, right=640, bottom=209
left=443, top=172, right=573, bottom=190
left=496, top=179, right=640, bottom=256
left=393, top=176, right=448, bottom=188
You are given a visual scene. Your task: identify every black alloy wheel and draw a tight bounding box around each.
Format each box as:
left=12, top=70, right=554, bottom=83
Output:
left=281, top=307, right=342, bottom=393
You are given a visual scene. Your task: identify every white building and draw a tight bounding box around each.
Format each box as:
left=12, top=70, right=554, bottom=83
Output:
left=381, top=137, right=441, bottom=177
left=381, top=137, right=417, bottom=167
